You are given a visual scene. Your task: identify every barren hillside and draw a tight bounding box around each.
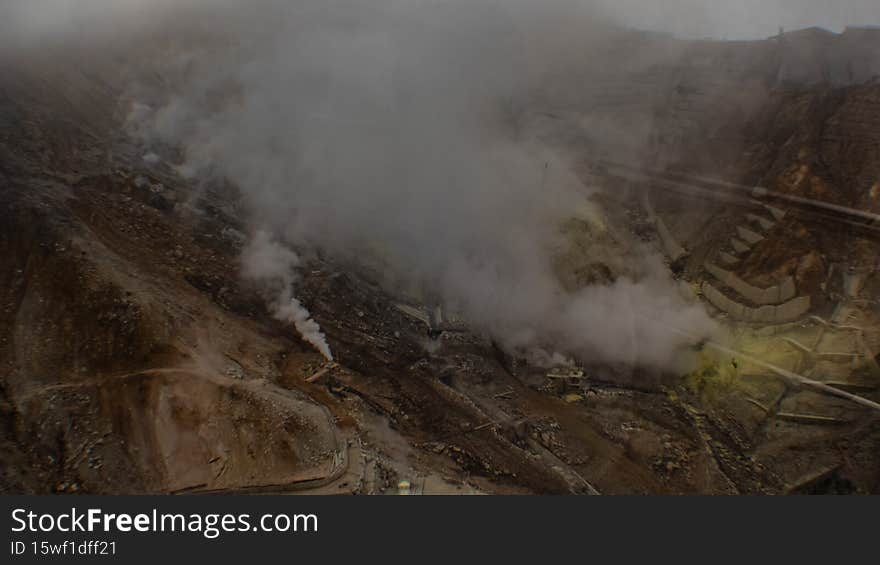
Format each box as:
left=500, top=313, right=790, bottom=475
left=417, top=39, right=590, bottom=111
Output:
left=2, top=27, right=879, bottom=495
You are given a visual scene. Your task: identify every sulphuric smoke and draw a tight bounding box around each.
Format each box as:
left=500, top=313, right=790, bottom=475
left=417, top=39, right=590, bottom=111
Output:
left=128, top=0, right=719, bottom=372
left=3, top=0, right=767, bottom=372
left=276, top=297, right=334, bottom=362
left=241, top=230, right=333, bottom=361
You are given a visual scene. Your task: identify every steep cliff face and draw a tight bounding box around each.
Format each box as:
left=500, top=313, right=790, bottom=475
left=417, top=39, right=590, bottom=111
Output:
left=779, top=26, right=880, bottom=86
left=562, top=27, right=880, bottom=176
left=737, top=84, right=880, bottom=207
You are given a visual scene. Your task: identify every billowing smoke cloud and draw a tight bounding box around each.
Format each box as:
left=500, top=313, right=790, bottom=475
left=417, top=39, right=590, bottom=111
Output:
left=10, top=0, right=809, bottom=370
left=241, top=230, right=333, bottom=361
left=118, top=0, right=720, bottom=371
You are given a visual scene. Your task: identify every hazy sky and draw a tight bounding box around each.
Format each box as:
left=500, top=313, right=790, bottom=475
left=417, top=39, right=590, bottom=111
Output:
left=596, top=0, right=880, bottom=38
left=3, top=1, right=879, bottom=43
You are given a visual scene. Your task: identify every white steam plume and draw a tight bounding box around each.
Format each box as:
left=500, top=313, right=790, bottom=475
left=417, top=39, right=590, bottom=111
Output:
left=5, top=0, right=738, bottom=372
left=132, top=0, right=718, bottom=371
left=241, top=230, right=333, bottom=361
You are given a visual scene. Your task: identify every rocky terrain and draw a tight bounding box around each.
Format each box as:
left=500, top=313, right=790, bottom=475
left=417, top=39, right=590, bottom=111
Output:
left=1, top=27, right=879, bottom=495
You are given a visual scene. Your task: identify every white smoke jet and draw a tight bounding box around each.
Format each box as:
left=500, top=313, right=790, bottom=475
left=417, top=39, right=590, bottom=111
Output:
left=275, top=296, right=334, bottom=362
left=241, top=230, right=333, bottom=361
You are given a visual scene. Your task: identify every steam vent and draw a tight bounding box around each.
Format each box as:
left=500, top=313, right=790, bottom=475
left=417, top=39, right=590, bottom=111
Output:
left=2, top=2, right=880, bottom=496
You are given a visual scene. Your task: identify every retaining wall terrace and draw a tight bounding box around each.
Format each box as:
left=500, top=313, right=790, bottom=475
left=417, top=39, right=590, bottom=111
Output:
left=703, top=282, right=810, bottom=323
left=705, top=262, right=796, bottom=305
